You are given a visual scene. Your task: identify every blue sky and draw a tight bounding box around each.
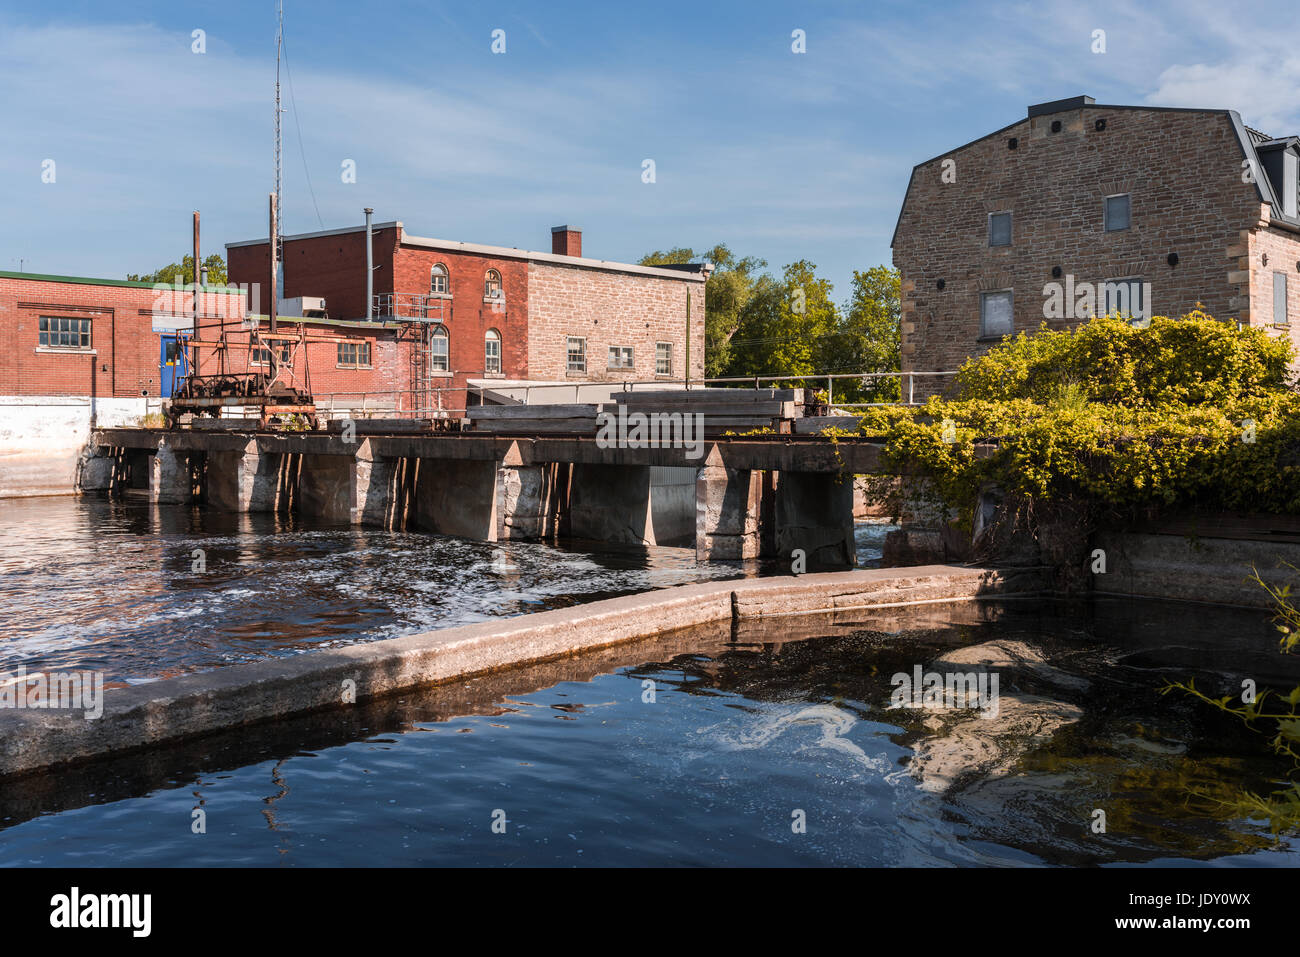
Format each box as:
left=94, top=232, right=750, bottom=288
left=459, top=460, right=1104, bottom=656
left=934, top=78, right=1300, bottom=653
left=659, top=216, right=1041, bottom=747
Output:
left=3, top=0, right=1299, bottom=299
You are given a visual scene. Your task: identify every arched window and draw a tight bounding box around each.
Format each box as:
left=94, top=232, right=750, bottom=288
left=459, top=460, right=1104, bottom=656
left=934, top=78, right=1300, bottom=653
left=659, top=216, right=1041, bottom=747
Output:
left=484, top=269, right=503, bottom=301
left=484, top=328, right=502, bottom=375
left=430, top=325, right=449, bottom=372
left=430, top=263, right=449, bottom=296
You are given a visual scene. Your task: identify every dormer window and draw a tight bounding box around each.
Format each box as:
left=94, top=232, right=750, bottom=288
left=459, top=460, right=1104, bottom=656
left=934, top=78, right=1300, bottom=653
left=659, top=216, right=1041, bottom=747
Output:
left=1284, top=151, right=1298, bottom=218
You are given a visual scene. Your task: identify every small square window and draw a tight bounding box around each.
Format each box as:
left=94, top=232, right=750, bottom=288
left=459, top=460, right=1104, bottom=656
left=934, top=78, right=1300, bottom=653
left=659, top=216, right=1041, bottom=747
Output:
left=1103, top=278, right=1145, bottom=318
left=655, top=342, right=673, bottom=376
left=607, top=345, right=633, bottom=370
left=1104, top=194, right=1131, bottom=232
left=980, top=290, right=1013, bottom=339
left=566, top=337, right=586, bottom=374
left=988, top=212, right=1012, bottom=247
left=1275, top=272, right=1290, bottom=327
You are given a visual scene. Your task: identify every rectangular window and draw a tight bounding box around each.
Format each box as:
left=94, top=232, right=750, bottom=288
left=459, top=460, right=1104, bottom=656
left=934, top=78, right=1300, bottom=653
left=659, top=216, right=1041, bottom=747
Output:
left=607, top=345, right=633, bottom=370
left=1275, top=271, right=1290, bottom=327
left=251, top=343, right=292, bottom=366
left=988, top=212, right=1012, bottom=247
left=38, top=316, right=92, bottom=350
left=655, top=342, right=673, bottom=376
left=1104, top=194, right=1131, bottom=232
left=566, top=336, right=586, bottom=374
left=430, top=331, right=449, bottom=372
left=1284, top=152, right=1298, bottom=219
left=337, top=341, right=372, bottom=368
left=1102, top=278, right=1145, bottom=318
left=979, top=290, right=1013, bottom=339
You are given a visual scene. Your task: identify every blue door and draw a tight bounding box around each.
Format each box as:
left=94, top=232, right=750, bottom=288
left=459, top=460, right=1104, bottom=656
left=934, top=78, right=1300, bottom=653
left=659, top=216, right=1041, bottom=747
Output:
left=160, top=334, right=189, bottom=397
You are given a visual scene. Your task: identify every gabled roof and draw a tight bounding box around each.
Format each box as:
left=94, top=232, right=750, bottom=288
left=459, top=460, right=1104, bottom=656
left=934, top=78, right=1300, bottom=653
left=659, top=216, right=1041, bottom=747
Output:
left=890, top=99, right=1300, bottom=248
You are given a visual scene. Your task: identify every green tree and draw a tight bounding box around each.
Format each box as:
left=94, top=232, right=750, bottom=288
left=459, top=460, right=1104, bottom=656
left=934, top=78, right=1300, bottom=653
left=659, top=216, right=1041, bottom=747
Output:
left=828, top=266, right=902, bottom=403
left=641, top=244, right=767, bottom=378
left=725, top=260, right=838, bottom=382
left=129, top=253, right=228, bottom=286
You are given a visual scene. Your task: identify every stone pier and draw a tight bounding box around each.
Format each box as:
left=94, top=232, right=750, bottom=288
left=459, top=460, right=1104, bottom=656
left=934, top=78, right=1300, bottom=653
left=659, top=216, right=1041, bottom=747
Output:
left=149, top=442, right=193, bottom=505
left=296, top=453, right=356, bottom=522
left=695, top=465, right=763, bottom=560
left=497, top=463, right=565, bottom=540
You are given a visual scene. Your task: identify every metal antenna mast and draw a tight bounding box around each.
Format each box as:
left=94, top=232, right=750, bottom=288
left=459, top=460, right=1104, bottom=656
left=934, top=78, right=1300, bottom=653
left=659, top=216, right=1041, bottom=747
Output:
left=274, top=0, right=284, bottom=283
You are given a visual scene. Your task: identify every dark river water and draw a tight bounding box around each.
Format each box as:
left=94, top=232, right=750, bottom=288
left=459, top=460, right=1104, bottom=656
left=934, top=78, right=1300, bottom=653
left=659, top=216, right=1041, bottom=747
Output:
left=0, top=497, right=1296, bottom=866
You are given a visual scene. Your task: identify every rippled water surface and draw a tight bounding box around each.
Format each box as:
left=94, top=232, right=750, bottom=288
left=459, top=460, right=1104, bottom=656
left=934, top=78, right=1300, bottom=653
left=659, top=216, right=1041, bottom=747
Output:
left=1, top=498, right=1294, bottom=867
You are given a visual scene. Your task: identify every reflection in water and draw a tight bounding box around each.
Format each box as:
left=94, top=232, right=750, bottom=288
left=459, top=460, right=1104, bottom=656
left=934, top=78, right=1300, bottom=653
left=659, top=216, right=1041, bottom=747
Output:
left=0, top=600, right=1296, bottom=867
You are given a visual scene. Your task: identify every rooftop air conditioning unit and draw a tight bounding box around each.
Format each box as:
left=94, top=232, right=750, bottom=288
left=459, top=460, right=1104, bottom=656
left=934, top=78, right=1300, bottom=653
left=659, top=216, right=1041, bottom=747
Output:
left=278, top=296, right=328, bottom=320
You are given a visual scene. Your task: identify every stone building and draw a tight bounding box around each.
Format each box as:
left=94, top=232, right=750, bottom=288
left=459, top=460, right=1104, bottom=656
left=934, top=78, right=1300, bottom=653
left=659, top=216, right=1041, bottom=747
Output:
left=891, top=95, right=1300, bottom=391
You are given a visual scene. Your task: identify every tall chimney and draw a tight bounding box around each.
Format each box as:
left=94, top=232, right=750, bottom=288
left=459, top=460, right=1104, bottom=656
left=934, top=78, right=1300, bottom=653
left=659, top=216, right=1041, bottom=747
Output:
left=365, top=208, right=374, bottom=320
left=551, top=225, right=582, bottom=257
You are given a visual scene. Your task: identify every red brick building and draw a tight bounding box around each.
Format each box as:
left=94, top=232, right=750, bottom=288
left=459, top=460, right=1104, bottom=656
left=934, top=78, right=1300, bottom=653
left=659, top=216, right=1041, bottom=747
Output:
left=892, top=96, right=1300, bottom=387
left=226, top=222, right=709, bottom=412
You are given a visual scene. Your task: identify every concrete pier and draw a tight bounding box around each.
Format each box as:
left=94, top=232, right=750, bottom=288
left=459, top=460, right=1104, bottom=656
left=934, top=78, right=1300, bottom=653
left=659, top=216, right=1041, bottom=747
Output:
left=84, top=427, right=870, bottom=563
left=696, top=465, right=763, bottom=560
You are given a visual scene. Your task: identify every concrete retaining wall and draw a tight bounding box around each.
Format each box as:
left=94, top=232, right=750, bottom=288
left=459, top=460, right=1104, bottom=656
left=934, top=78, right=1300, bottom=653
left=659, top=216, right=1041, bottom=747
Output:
left=1092, top=531, right=1300, bottom=608
left=0, top=396, right=151, bottom=498
left=0, top=564, right=1043, bottom=778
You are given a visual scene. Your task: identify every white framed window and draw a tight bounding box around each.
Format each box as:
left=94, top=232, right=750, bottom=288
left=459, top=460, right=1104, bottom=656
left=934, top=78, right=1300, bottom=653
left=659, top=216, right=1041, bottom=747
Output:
left=655, top=341, right=673, bottom=376
left=430, top=263, right=449, bottom=296
left=1275, top=272, right=1290, bottom=327
left=988, top=211, right=1012, bottom=247
left=430, top=325, right=449, bottom=372
left=1102, top=277, right=1145, bottom=318
left=1104, top=193, right=1131, bottom=232
left=608, top=345, right=633, bottom=370
left=484, top=269, right=503, bottom=301
left=566, top=336, right=586, bottom=374
left=979, top=290, right=1013, bottom=339
left=38, top=316, right=91, bottom=350
left=337, top=341, right=372, bottom=368
left=485, top=328, right=502, bottom=374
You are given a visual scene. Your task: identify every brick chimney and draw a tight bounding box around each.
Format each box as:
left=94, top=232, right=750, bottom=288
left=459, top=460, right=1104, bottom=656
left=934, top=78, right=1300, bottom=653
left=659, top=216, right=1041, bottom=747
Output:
left=551, top=225, right=582, bottom=257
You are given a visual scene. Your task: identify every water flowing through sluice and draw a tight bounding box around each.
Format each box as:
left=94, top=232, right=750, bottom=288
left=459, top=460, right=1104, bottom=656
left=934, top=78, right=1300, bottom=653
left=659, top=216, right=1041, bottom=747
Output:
left=0, top=497, right=1295, bottom=866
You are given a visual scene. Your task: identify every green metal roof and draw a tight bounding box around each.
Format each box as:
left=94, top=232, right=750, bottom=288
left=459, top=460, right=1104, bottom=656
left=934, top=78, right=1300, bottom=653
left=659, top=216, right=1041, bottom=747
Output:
left=0, top=270, right=245, bottom=295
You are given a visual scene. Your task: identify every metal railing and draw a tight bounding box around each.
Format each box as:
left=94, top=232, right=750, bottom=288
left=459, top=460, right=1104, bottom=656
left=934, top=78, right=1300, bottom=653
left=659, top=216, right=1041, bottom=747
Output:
left=371, top=293, right=450, bottom=322
left=500, top=371, right=957, bottom=407
left=310, top=371, right=958, bottom=421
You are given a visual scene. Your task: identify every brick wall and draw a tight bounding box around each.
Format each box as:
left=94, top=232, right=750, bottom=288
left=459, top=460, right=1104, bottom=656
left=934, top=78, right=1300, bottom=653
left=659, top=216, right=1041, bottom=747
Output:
left=0, top=275, right=243, bottom=398
left=525, top=262, right=705, bottom=382
left=893, top=106, right=1267, bottom=380
left=226, top=225, right=401, bottom=322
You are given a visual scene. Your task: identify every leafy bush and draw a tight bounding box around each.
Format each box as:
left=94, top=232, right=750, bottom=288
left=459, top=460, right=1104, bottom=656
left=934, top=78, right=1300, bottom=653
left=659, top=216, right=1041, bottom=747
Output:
left=857, top=312, right=1300, bottom=522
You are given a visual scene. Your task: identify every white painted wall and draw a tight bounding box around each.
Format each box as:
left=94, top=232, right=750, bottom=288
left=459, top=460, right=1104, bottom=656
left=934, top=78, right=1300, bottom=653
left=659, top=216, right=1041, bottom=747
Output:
left=0, top=395, right=154, bottom=497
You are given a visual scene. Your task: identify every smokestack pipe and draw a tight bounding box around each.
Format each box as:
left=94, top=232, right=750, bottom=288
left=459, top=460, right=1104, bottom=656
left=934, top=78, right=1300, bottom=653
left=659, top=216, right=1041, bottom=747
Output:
left=364, top=208, right=374, bottom=321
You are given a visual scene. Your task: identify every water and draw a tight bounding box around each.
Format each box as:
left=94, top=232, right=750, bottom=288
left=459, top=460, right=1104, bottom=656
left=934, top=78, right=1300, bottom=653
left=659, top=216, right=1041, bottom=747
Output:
left=0, top=596, right=1296, bottom=866
left=0, top=497, right=894, bottom=684
left=1, top=497, right=1294, bottom=866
